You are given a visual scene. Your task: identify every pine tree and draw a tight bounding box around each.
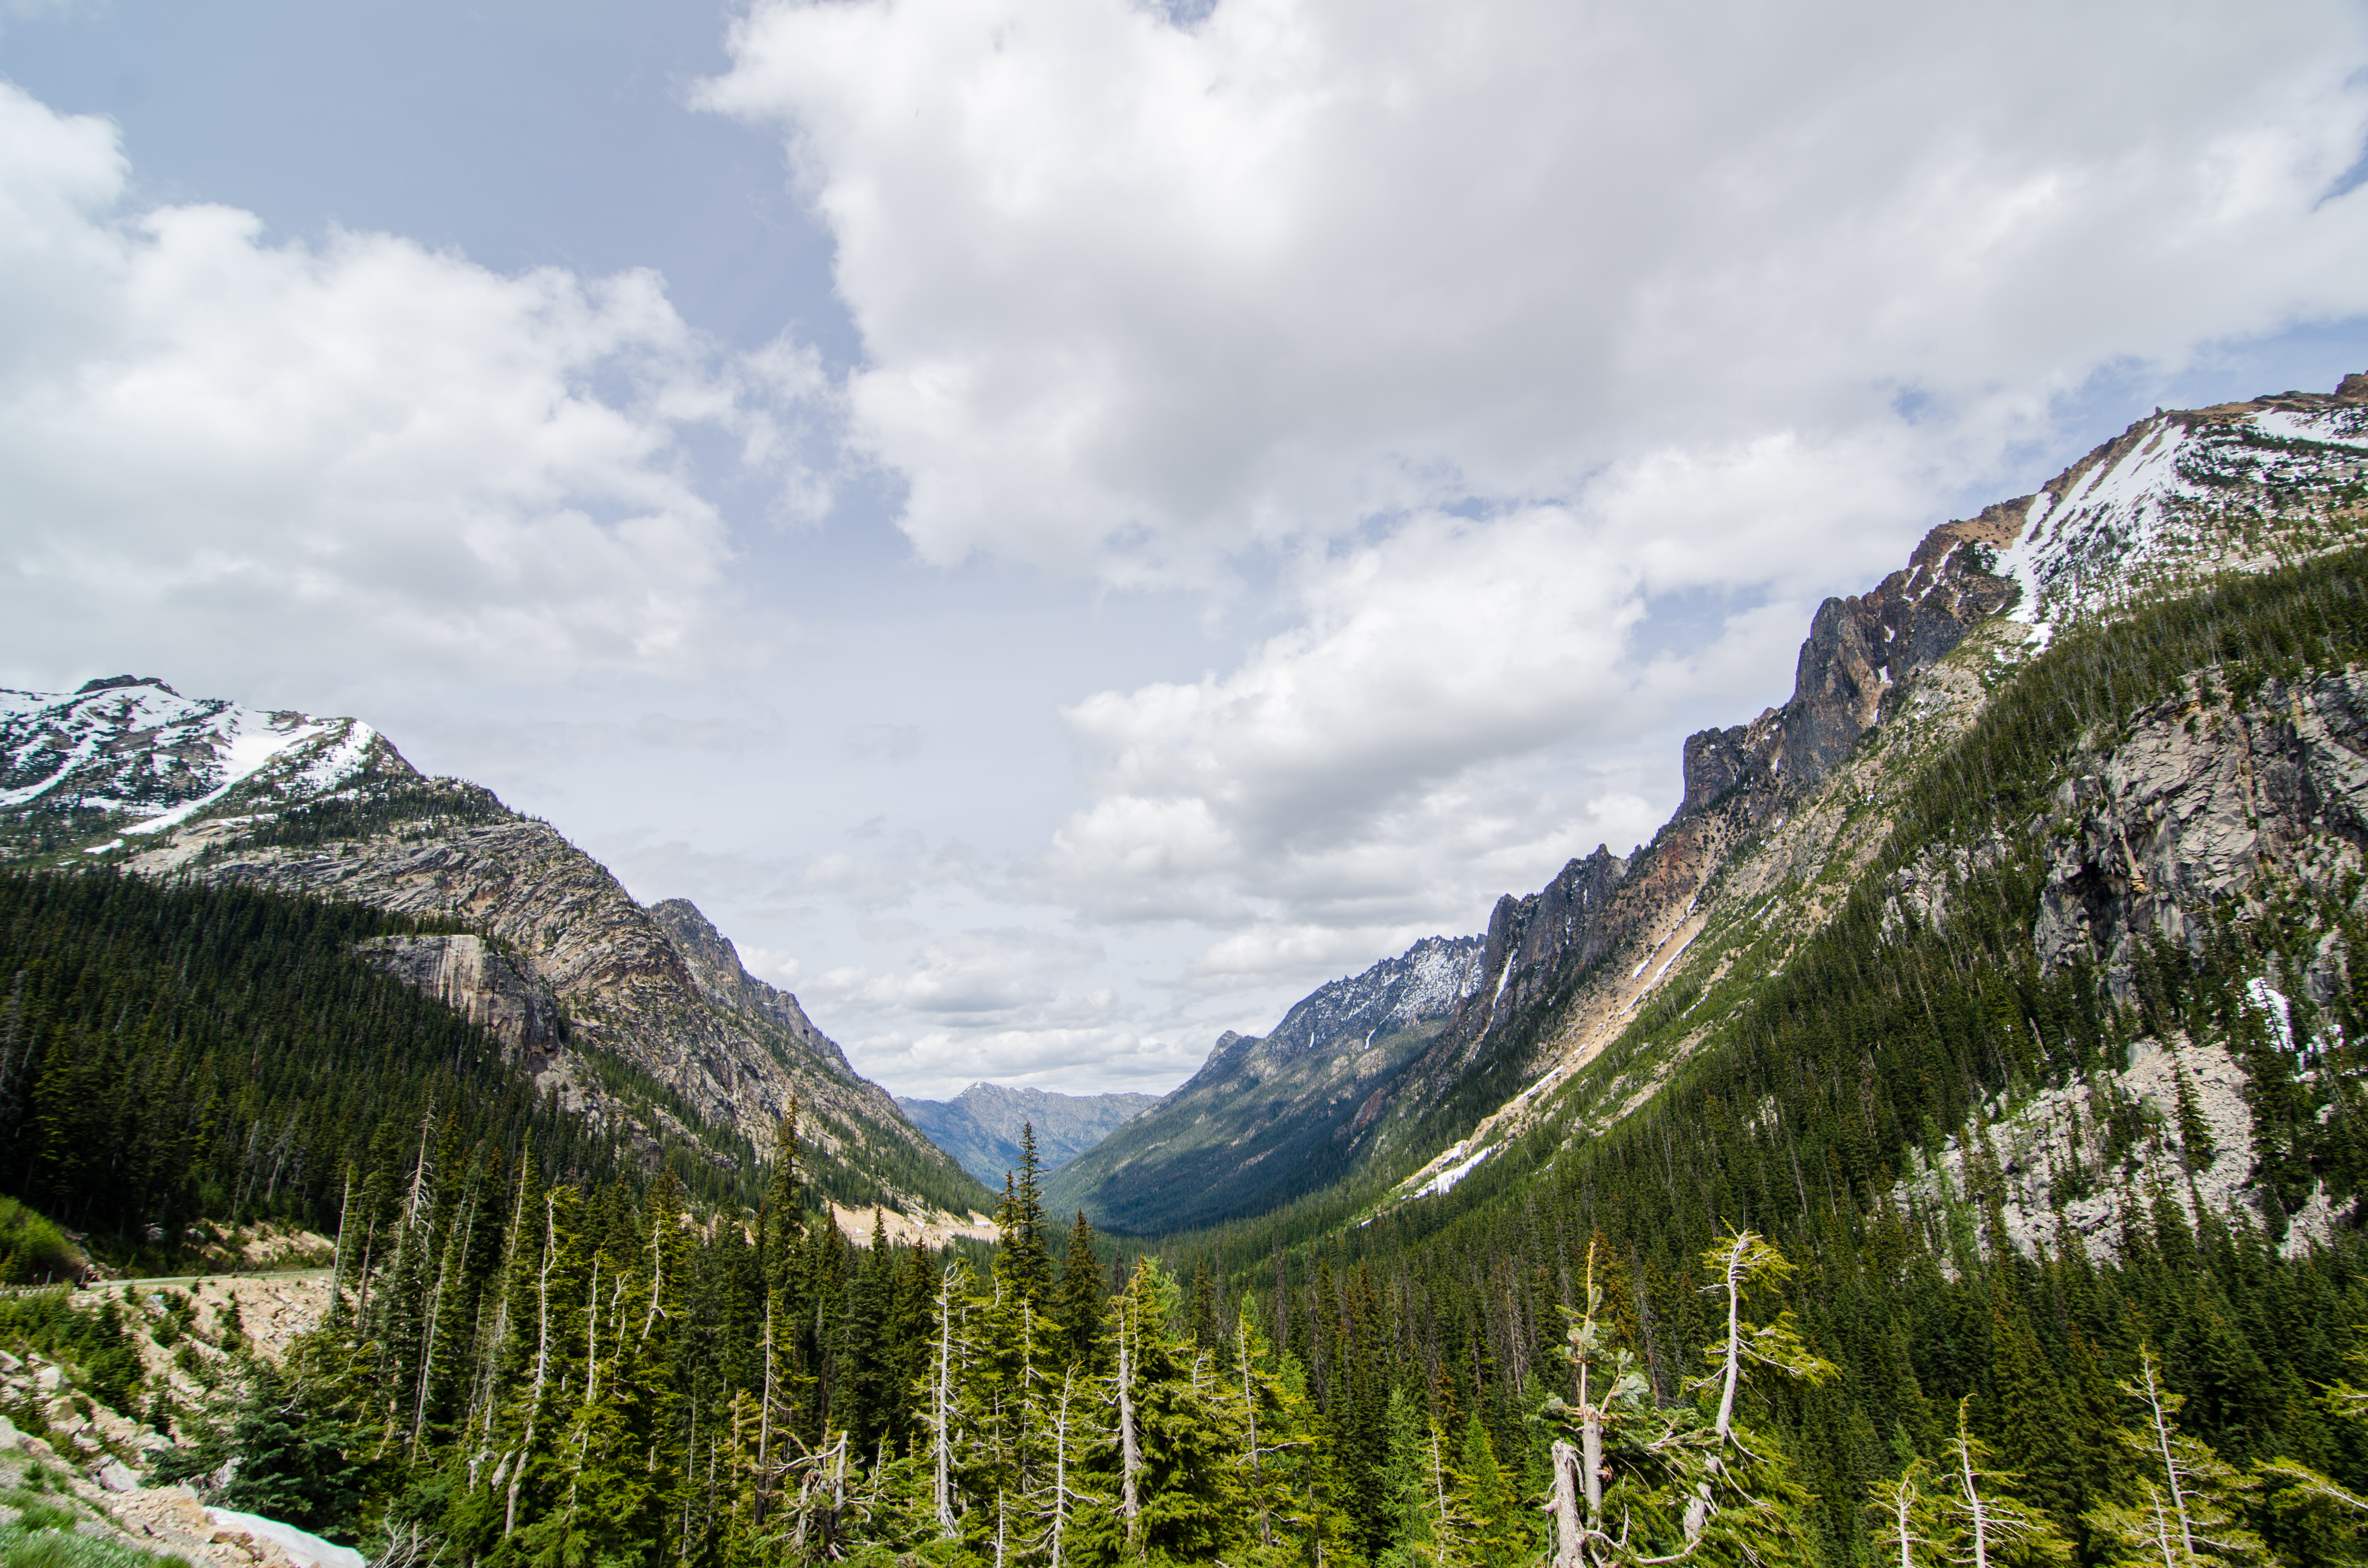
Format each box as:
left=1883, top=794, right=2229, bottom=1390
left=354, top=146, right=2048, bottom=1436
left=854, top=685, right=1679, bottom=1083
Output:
left=2083, top=1346, right=2264, bottom=1567
left=995, top=1123, right=1055, bottom=1310
left=1936, top=1396, right=2071, bottom=1567
left=1057, top=1209, right=1107, bottom=1375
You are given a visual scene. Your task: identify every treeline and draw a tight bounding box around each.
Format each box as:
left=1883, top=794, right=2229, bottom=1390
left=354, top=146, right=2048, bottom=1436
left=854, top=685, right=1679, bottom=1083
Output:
left=36, top=550, right=2368, bottom=1566
left=175, top=1124, right=1844, bottom=1566
left=0, top=869, right=762, bottom=1252
left=161, top=1115, right=2368, bottom=1567
left=228, top=772, right=521, bottom=852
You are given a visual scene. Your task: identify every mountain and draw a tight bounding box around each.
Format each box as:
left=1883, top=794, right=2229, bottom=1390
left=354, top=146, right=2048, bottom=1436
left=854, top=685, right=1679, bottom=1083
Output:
left=1366, top=369, right=2368, bottom=1216
left=0, top=678, right=994, bottom=1226
left=1043, top=933, right=1482, bottom=1231
left=1066, top=370, right=2368, bottom=1237
left=895, top=1083, right=1159, bottom=1186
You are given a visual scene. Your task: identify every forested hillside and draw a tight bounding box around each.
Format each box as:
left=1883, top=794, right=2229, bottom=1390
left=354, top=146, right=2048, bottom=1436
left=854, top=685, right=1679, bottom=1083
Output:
left=0, top=870, right=761, bottom=1260
left=0, top=677, right=998, bottom=1226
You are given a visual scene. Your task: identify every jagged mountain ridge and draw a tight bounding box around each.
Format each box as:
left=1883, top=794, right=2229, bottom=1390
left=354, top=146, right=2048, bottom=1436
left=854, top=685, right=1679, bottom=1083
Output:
left=897, top=1083, right=1159, bottom=1187
left=0, top=680, right=993, bottom=1225
left=1060, top=372, right=2368, bottom=1233
left=1370, top=371, right=2368, bottom=1209
left=1043, top=933, right=1482, bottom=1232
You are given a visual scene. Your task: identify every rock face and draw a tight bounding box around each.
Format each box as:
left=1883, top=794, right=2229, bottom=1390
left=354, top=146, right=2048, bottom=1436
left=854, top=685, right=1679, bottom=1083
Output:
left=648, top=898, right=857, bottom=1077
left=0, top=688, right=990, bottom=1220
left=1779, top=508, right=2026, bottom=785
left=1371, top=372, right=2368, bottom=1211
left=2033, top=669, right=2368, bottom=1002
left=1044, top=934, right=1480, bottom=1232
left=355, top=934, right=566, bottom=1061
left=897, top=1083, right=1159, bottom=1187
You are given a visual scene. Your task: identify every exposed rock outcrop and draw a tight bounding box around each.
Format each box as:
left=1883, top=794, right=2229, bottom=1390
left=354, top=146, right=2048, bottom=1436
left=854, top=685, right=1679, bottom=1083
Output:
left=1372, top=371, right=2368, bottom=1212
left=355, top=933, right=565, bottom=1062
left=2035, top=668, right=2368, bottom=999
left=0, top=680, right=989, bottom=1217
left=184, top=821, right=941, bottom=1187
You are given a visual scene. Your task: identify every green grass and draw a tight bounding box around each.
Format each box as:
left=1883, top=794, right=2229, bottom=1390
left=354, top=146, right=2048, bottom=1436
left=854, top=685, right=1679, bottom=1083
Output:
left=0, top=1526, right=192, bottom=1568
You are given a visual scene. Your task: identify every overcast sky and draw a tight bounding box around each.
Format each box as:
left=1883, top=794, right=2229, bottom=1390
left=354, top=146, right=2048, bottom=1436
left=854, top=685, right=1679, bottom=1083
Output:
left=4, top=0, right=2368, bottom=1099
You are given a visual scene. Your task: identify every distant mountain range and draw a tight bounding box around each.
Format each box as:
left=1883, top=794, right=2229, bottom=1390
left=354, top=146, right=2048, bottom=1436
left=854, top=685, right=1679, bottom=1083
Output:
left=897, top=1083, right=1159, bottom=1187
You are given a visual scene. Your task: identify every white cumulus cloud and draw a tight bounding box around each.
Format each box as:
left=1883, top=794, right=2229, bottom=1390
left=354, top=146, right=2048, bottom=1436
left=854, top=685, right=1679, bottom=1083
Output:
left=703, top=0, right=2368, bottom=1034
left=0, top=82, right=830, bottom=694
left=704, top=0, right=2368, bottom=583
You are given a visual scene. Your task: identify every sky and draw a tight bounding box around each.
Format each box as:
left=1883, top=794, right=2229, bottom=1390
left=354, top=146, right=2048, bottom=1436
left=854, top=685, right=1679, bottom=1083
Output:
left=4, top=0, right=2368, bottom=1100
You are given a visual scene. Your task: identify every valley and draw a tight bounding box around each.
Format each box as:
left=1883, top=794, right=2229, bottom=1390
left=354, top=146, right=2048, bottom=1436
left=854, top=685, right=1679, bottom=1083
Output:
left=4, top=372, right=2368, bottom=1567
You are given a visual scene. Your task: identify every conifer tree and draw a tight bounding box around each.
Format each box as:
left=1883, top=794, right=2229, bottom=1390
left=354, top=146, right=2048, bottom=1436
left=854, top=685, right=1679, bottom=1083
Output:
left=2084, top=1347, right=2264, bottom=1567
left=1937, top=1397, right=2071, bottom=1567
left=1057, top=1209, right=1107, bottom=1375
left=995, top=1124, right=1054, bottom=1310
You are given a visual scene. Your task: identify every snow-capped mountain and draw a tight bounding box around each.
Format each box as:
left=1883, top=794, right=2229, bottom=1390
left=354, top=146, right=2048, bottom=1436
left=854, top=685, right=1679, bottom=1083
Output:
left=1055, top=370, right=2368, bottom=1235
left=1370, top=370, right=2368, bottom=1213
left=0, top=676, right=393, bottom=848
left=1998, top=380, right=2368, bottom=632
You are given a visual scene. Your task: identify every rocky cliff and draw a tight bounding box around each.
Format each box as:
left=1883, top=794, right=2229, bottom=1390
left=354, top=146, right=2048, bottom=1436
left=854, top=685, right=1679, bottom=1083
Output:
left=649, top=897, right=858, bottom=1077
left=354, top=933, right=567, bottom=1060
left=1061, top=371, right=2368, bottom=1233
left=2030, top=667, right=2368, bottom=1001
left=1376, top=371, right=2368, bottom=1213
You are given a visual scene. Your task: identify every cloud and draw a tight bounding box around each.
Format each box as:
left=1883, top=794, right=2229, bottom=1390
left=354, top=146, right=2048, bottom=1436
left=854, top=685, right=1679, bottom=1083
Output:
left=703, top=0, right=2368, bottom=1039
left=844, top=723, right=921, bottom=761
left=0, top=83, right=831, bottom=692
left=704, top=0, right=2368, bottom=583
left=799, top=927, right=1105, bottom=1017
left=759, top=926, right=1214, bottom=1097
left=1032, top=480, right=1841, bottom=942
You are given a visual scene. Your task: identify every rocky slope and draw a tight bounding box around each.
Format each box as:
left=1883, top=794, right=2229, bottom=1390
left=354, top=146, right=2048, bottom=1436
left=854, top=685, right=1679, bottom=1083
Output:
left=0, top=687, right=991, bottom=1223
left=1372, top=371, right=2368, bottom=1217
left=1044, top=934, right=1481, bottom=1231
left=1061, top=372, right=2368, bottom=1237
left=897, top=1083, right=1159, bottom=1187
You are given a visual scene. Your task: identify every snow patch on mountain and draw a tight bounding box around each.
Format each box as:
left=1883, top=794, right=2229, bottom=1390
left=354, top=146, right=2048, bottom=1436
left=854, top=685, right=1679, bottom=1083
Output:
left=1261, top=934, right=1485, bottom=1063
left=0, top=677, right=380, bottom=831
left=1997, top=402, right=2368, bottom=637
left=1997, top=421, right=2202, bottom=632
left=1408, top=1141, right=1492, bottom=1200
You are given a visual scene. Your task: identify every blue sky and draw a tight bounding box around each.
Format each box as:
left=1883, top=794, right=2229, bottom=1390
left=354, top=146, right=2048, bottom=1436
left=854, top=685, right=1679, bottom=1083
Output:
left=4, top=0, right=2367, bottom=1096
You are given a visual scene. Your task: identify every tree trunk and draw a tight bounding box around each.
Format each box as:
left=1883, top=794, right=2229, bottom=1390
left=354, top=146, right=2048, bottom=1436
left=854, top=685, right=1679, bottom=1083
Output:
left=1547, top=1439, right=1583, bottom=1568
left=1117, top=1299, right=1141, bottom=1545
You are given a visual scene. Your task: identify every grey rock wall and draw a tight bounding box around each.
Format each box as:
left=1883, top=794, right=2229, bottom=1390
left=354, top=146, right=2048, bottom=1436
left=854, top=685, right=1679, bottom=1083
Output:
left=355, top=934, right=565, bottom=1062
left=2036, top=668, right=2368, bottom=999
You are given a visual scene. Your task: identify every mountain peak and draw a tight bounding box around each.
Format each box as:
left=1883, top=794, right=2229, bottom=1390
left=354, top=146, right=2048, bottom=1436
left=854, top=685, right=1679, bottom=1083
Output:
left=74, top=674, right=177, bottom=696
